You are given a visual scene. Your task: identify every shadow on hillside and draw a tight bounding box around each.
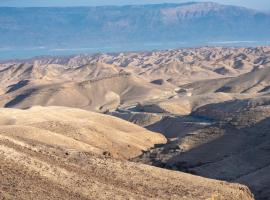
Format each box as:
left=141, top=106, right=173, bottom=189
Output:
left=4, top=88, right=36, bottom=108
left=163, top=117, right=270, bottom=200
left=6, top=80, right=30, bottom=94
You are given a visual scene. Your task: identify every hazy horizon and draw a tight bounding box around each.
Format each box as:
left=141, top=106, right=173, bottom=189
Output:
left=0, top=1, right=269, bottom=60
left=0, top=0, right=269, bottom=11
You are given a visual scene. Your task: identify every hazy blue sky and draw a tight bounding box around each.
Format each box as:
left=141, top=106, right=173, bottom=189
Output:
left=0, top=0, right=269, bottom=11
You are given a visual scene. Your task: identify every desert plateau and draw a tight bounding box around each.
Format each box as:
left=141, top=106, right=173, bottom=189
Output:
left=1, top=1, right=270, bottom=200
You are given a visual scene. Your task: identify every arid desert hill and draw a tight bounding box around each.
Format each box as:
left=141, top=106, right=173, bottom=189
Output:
left=0, top=47, right=269, bottom=111
left=0, top=106, right=167, bottom=159
left=0, top=72, right=171, bottom=112
left=0, top=106, right=254, bottom=200
left=1, top=47, right=270, bottom=199
left=1, top=46, right=269, bottom=86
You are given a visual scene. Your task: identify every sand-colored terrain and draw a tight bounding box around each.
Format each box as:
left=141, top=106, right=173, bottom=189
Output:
left=0, top=106, right=254, bottom=200
left=1, top=47, right=270, bottom=199
left=0, top=106, right=166, bottom=159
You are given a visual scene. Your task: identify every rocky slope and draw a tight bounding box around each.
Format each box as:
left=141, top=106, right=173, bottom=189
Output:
left=0, top=106, right=167, bottom=159
left=0, top=106, right=254, bottom=200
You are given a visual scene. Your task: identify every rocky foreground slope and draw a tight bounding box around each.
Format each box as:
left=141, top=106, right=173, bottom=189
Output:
left=0, top=106, right=254, bottom=200
left=0, top=106, right=167, bottom=159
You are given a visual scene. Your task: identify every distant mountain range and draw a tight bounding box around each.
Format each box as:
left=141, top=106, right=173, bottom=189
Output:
left=0, top=2, right=270, bottom=49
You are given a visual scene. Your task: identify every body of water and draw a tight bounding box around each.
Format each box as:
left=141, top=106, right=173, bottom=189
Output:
left=0, top=41, right=269, bottom=61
